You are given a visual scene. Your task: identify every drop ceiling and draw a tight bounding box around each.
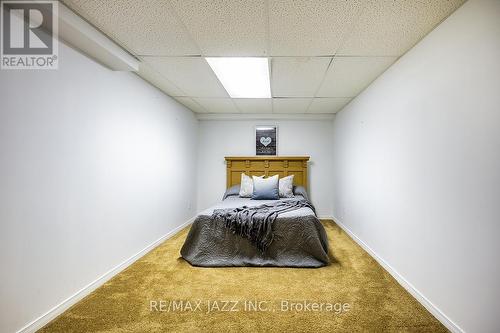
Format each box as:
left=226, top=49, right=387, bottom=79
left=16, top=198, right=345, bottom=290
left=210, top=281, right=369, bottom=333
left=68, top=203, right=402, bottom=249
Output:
left=62, top=0, right=464, bottom=115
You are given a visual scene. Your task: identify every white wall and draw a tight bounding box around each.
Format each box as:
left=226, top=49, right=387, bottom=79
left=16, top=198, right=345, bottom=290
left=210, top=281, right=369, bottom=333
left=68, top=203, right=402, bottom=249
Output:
left=197, top=120, right=334, bottom=217
left=331, top=0, right=500, bottom=332
left=0, top=41, right=198, bottom=333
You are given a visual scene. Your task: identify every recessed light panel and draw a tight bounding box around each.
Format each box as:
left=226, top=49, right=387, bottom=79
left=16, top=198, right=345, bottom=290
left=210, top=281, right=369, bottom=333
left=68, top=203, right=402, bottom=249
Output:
left=206, top=57, right=271, bottom=98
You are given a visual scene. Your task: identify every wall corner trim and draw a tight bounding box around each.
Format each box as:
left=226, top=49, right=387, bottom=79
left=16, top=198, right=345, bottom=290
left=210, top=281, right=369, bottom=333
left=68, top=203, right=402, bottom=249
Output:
left=16, top=217, right=195, bottom=333
left=332, top=216, right=465, bottom=333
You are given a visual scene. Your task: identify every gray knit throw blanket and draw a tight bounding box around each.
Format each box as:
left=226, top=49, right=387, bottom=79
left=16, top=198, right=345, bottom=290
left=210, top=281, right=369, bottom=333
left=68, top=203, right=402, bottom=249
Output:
left=212, top=199, right=315, bottom=252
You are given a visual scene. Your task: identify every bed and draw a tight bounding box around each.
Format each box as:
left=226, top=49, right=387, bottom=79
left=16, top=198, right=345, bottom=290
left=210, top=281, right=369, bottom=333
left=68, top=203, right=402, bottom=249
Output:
left=180, top=156, right=330, bottom=267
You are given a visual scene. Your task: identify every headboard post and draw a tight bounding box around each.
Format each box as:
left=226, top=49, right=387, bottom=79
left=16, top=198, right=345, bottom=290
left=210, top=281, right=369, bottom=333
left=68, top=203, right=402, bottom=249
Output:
left=224, top=156, right=310, bottom=190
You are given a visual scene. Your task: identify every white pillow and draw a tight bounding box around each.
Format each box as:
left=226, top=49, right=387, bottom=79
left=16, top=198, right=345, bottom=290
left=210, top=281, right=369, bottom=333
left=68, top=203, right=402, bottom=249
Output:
left=239, top=173, right=263, bottom=197
left=279, top=175, right=294, bottom=198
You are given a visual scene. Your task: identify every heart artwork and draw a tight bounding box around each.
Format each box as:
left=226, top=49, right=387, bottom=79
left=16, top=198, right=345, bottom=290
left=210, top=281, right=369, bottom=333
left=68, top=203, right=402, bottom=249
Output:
left=260, top=137, right=272, bottom=146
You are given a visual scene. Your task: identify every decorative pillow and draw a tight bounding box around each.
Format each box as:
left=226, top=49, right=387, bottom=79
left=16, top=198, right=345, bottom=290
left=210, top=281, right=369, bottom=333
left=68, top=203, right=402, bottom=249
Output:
left=278, top=175, right=294, bottom=198
left=239, top=173, right=263, bottom=197
left=252, top=175, right=279, bottom=200
left=239, top=173, right=253, bottom=197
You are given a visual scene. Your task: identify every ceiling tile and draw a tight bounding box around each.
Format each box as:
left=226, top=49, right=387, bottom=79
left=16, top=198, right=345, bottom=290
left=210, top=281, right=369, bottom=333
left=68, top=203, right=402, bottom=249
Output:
left=137, top=63, right=185, bottom=96
left=307, top=98, right=351, bottom=114
left=273, top=98, right=312, bottom=114
left=193, top=98, right=239, bottom=113
left=271, top=57, right=331, bottom=97
left=269, top=0, right=363, bottom=56
left=169, top=0, right=268, bottom=56
left=142, top=57, right=229, bottom=98
left=62, top=0, right=200, bottom=56
left=174, top=97, right=207, bottom=113
left=338, top=0, right=465, bottom=56
left=317, top=56, right=396, bottom=97
left=233, top=99, right=272, bottom=113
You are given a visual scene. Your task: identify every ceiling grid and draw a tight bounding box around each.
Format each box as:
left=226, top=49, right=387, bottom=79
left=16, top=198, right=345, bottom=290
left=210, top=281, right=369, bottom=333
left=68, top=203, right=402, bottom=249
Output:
left=62, top=0, right=466, bottom=115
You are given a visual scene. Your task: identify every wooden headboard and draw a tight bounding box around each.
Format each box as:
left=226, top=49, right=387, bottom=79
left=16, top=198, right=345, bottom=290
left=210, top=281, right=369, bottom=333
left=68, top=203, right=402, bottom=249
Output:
left=225, top=156, right=309, bottom=189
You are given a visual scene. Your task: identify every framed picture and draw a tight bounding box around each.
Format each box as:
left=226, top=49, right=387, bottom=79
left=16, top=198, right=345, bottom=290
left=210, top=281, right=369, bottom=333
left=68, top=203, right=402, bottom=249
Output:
left=255, top=125, right=277, bottom=156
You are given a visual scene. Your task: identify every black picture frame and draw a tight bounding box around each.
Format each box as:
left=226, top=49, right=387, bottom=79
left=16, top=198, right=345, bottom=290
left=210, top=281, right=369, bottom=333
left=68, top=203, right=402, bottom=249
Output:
left=255, top=125, right=277, bottom=156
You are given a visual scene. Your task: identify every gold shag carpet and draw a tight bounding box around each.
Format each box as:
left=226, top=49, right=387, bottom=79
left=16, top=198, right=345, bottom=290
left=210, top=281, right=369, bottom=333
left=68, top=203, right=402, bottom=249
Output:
left=41, top=221, right=447, bottom=332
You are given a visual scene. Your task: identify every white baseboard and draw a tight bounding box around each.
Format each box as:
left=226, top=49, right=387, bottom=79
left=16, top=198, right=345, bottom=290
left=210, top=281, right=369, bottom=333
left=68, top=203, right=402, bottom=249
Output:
left=17, top=217, right=195, bottom=333
left=332, top=216, right=464, bottom=333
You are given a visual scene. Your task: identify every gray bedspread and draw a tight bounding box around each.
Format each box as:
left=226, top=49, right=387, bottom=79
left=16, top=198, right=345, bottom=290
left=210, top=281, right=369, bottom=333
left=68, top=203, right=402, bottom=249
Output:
left=180, top=196, right=330, bottom=268
left=213, top=199, right=315, bottom=252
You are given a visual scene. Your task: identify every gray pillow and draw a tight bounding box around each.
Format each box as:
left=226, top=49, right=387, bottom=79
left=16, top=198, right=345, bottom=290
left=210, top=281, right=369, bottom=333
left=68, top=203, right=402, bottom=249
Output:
left=293, top=185, right=309, bottom=202
left=252, top=175, right=279, bottom=200
left=222, top=184, right=241, bottom=200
